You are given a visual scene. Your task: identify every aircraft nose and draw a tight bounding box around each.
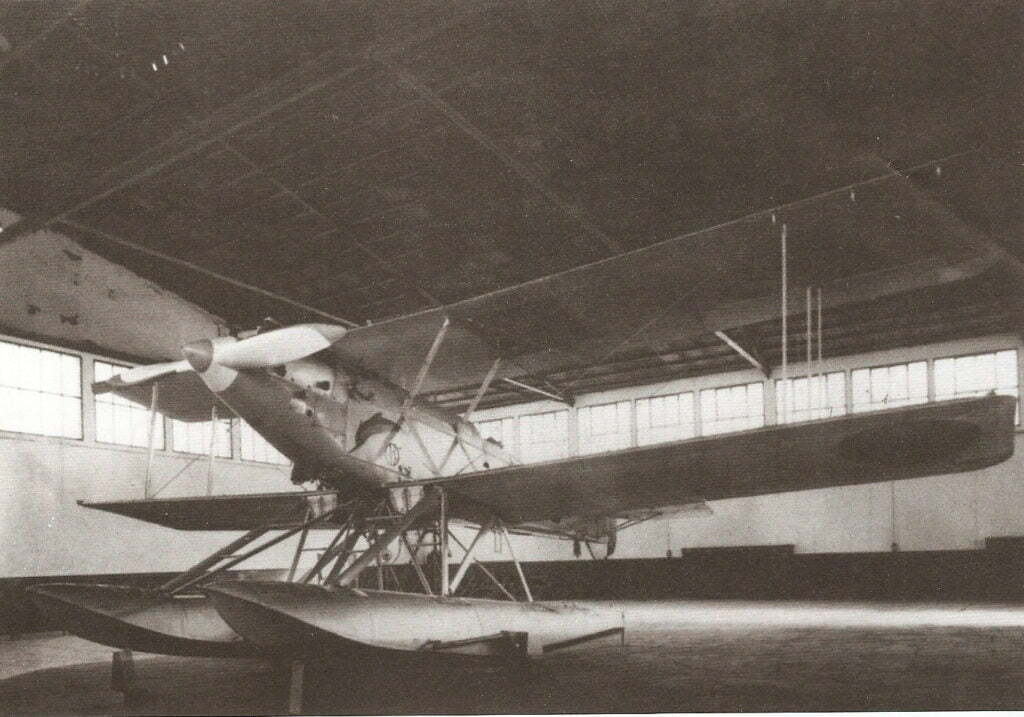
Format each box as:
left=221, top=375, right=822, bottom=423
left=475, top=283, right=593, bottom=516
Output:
left=182, top=339, right=214, bottom=373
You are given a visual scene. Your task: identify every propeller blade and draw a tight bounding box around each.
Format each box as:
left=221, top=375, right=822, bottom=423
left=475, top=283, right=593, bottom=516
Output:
left=213, top=324, right=348, bottom=370
left=94, top=360, right=191, bottom=390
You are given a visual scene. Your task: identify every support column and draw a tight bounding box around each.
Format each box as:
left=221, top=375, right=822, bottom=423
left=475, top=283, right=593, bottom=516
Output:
left=286, top=660, right=305, bottom=716
left=439, top=490, right=450, bottom=596
left=206, top=405, right=218, bottom=496
left=111, top=650, right=136, bottom=705
left=144, top=383, right=159, bottom=498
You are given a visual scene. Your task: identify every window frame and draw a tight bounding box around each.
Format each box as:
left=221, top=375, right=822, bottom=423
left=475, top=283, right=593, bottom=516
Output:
left=170, top=416, right=234, bottom=458
left=239, top=419, right=291, bottom=465
left=849, top=359, right=929, bottom=414
left=93, top=359, right=167, bottom=450
left=774, top=370, right=848, bottom=424
left=517, top=409, right=570, bottom=463
left=932, top=348, right=1020, bottom=424
left=577, top=400, right=633, bottom=455
left=635, top=390, right=696, bottom=446
left=698, top=380, right=766, bottom=436
left=0, top=338, right=83, bottom=440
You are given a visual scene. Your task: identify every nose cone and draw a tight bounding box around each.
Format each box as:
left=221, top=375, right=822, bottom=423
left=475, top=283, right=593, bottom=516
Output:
left=182, top=339, right=214, bottom=373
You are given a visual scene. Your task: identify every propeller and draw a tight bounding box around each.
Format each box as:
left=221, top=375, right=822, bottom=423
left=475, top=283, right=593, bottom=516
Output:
left=182, top=323, right=348, bottom=372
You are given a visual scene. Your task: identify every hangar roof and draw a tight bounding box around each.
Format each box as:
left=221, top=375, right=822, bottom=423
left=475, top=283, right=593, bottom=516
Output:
left=0, top=1, right=1020, bottom=408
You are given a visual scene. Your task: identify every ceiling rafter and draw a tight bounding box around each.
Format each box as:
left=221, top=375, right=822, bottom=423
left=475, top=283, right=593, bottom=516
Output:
left=377, top=58, right=624, bottom=257
left=59, top=219, right=358, bottom=327
left=0, top=0, right=92, bottom=75
left=0, top=5, right=491, bottom=245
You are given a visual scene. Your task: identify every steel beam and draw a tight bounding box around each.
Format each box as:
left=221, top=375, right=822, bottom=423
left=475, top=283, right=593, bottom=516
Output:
left=501, top=377, right=571, bottom=405
left=713, top=330, right=769, bottom=377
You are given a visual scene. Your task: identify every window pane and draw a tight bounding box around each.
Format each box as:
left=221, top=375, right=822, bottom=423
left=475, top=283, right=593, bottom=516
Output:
left=851, top=361, right=928, bottom=413
left=776, top=372, right=846, bottom=423
left=239, top=420, right=290, bottom=465
left=172, top=418, right=232, bottom=457
left=519, top=410, right=568, bottom=463
left=475, top=417, right=516, bottom=455
left=933, top=349, right=1019, bottom=423
left=637, top=392, right=695, bottom=446
left=700, top=382, right=765, bottom=435
left=578, top=401, right=631, bottom=455
left=0, top=340, right=82, bottom=439
left=93, top=361, right=165, bottom=449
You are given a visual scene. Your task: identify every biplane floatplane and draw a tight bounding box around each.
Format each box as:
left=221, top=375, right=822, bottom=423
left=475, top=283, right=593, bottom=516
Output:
left=29, top=220, right=1017, bottom=661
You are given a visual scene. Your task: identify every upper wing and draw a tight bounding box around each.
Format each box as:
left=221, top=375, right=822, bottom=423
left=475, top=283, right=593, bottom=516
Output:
left=94, top=370, right=237, bottom=422
left=327, top=179, right=998, bottom=396
left=424, top=395, right=1015, bottom=524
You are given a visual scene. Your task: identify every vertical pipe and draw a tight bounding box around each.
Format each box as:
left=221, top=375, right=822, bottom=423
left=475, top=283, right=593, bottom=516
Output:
left=806, top=286, right=812, bottom=413
left=817, top=287, right=823, bottom=411
left=780, top=223, right=788, bottom=423
left=439, top=490, right=449, bottom=597
left=206, top=405, right=217, bottom=496
left=144, top=383, right=159, bottom=499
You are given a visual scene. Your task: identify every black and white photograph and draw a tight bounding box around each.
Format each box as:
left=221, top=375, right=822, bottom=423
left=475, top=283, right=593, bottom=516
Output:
left=0, top=1, right=1021, bottom=714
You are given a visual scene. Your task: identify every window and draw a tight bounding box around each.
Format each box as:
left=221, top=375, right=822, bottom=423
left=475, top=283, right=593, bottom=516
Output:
left=776, top=372, right=847, bottom=424
left=851, top=361, right=927, bottom=413
left=94, top=361, right=165, bottom=448
left=935, top=349, right=1019, bottom=423
left=700, top=381, right=764, bottom=435
left=475, top=417, right=516, bottom=454
left=636, top=392, right=695, bottom=446
left=518, top=410, right=568, bottom=463
left=239, top=420, right=290, bottom=464
left=0, top=340, right=81, bottom=439
left=171, top=418, right=232, bottom=457
left=577, top=401, right=631, bottom=455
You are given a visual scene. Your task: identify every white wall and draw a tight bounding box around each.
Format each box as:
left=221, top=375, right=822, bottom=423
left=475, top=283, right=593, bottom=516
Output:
left=0, top=333, right=301, bottom=579
left=0, top=433, right=299, bottom=578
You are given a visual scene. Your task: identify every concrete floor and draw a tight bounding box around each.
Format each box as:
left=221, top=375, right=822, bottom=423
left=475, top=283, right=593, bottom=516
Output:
left=3, top=599, right=1024, bottom=714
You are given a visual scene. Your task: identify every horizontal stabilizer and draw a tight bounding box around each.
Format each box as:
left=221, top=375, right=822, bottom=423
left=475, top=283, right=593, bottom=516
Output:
left=81, top=491, right=346, bottom=531
left=93, top=369, right=236, bottom=422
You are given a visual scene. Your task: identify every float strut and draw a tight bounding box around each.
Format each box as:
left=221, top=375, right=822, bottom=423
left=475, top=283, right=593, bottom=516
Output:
left=335, top=491, right=440, bottom=587
left=499, top=521, right=533, bottom=602
left=439, top=490, right=450, bottom=596
left=449, top=520, right=492, bottom=594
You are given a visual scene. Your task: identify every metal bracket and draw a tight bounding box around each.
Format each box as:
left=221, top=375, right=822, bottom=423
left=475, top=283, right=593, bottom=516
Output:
left=420, top=630, right=528, bottom=657
left=541, top=626, right=625, bottom=654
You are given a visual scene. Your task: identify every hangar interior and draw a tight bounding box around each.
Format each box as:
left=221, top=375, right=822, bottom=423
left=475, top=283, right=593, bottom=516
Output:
left=0, top=0, right=1022, bottom=713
